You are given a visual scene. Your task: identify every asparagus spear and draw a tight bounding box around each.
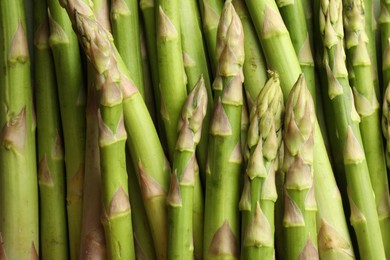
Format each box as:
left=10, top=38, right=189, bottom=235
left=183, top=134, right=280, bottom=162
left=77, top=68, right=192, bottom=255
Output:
left=111, top=0, right=144, bottom=97
left=282, top=75, right=318, bottom=259
left=379, top=0, right=390, bottom=88
left=239, top=72, right=284, bottom=259
left=61, top=1, right=171, bottom=258
left=203, top=2, right=244, bottom=258
left=34, top=0, right=68, bottom=258
left=46, top=0, right=87, bottom=256
left=167, top=77, right=208, bottom=259
left=0, top=0, right=39, bottom=258
left=342, top=0, right=390, bottom=255
left=79, top=0, right=108, bottom=258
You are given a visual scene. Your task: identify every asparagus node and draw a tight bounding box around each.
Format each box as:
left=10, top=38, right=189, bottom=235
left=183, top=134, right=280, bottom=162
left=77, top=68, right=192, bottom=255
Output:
left=157, top=0, right=188, bottom=160
left=203, top=2, right=244, bottom=258
left=46, top=0, right=87, bottom=257
left=239, top=72, right=284, bottom=259
left=110, top=0, right=145, bottom=97
left=0, top=0, right=39, bottom=258
left=282, top=75, right=318, bottom=259
left=197, top=0, right=223, bottom=74
left=167, top=77, right=208, bottom=259
left=34, top=0, right=68, bottom=258
left=60, top=1, right=171, bottom=258
left=231, top=0, right=268, bottom=111
left=343, top=0, right=390, bottom=256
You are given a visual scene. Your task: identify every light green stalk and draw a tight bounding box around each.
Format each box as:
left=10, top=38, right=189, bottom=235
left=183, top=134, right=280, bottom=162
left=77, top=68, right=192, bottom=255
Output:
left=302, top=0, right=314, bottom=48
left=197, top=0, right=223, bottom=74
left=343, top=0, right=390, bottom=256
left=282, top=75, right=318, bottom=259
left=34, top=0, right=68, bottom=258
left=180, top=0, right=213, bottom=184
left=379, top=0, right=390, bottom=88
left=192, top=159, right=204, bottom=260
left=232, top=0, right=268, bottom=111
left=167, top=78, right=208, bottom=259
left=61, top=1, right=171, bottom=258
left=74, top=13, right=136, bottom=259
left=0, top=0, right=39, bottom=258
left=111, top=0, right=144, bottom=97
left=46, top=0, right=86, bottom=257
left=239, top=73, right=284, bottom=259
left=203, top=2, right=244, bottom=258
left=156, top=0, right=188, bottom=160
left=244, top=0, right=353, bottom=256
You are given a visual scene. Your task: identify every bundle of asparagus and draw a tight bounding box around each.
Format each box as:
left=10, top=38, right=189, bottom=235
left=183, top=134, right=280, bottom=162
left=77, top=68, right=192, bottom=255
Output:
left=1, top=0, right=390, bottom=258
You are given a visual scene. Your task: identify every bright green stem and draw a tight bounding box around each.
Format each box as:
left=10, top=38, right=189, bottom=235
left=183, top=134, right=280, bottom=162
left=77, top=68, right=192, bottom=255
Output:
left=282, top=75, right=318, bottom=260
left=0, top=0, right=38, bottom=258
left=111, top=0, right=145, bottom=97
left=46, top=0, right=86, bottom=257
left=204, top=2, right=244, bottom=258
left=239, top=74, right=283, bottom=259
left=302, top=0, right=314, bottom=48
left=197, top=0, right=223, bottom=74
left=380, top=1, right=390, bottom=88
left=343, top=0, right=389, bottom=257
left=276, top=0, right=317, bottom=105
left=232, top=0, right=268, bottom=111
left=62, top=1, right=171, bottom=258
left=156, top=0, right=188, bottom=160
left=34, top=0, right=68, bottom=258
left=193, top=163, right=204, bottom=260
left=167, top=78, right=207, bottom=260
left=180, top=0, right=213, bottom=180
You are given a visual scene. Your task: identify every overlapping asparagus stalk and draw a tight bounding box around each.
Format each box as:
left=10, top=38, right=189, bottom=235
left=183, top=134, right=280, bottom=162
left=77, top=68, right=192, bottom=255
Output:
left=244, top=0, right=353, bottom=256
left=380, top=0, right=390, bottom=87
left=342, top=0, right=390, bottom=255
left=34, top=0, right=68, bottom=258
left=167, top=77, right=208, bottom=259
left=46, top=0, right=87, bottom=257
left=282, top=75, right=318, bottom=259
left=0, top=0, right=38, bottom=258
left=239, top=73, right=283, bottom=259
left=203, top=1, right=244, bottom=258
left=60, top=1, right=171, bottom=258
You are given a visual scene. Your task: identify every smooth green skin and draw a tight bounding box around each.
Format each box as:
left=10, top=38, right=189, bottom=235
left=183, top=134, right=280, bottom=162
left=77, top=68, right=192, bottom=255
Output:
left=204, top=100, right=242, bottom=259
left=277, top=0, right=317, bottom=105
left=245, top=1, right=353, bottom=257
left=380, top=1, right=390, bottom=90
left=99, top=102, right=135, bottom=259
left=180, top=0, right=214, bottom=184
left=47, top=1, right=86, bottom=257
left=156, top=0, right=188, bottom=161
left=125, top=152, right=157, bottom=260
left=34, top=1, right=68, bottom=258
left=111, top=0, right=145, bottom=97
left=301, top=0, right=314, bottom=48
left=232, top=0, right=268, bottom=110
left=193, top=168, right=205, bottom=260
left=197, top=0, right=223, bottom=74
left=168, top=151, right=195, bottom=260
left=0, top=0, right=39, bottom=258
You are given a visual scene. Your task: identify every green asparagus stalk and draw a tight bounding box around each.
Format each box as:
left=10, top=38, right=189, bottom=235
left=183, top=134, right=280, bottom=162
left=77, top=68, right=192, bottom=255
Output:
left=379, top=0, right=390, bottom=88
left=192, top=159, right=205, bottom=260
left=343, top=0, right=390, bottom=256
left=111, top=0, right=144, bottom=97
left=231, top=0, right=268, bottom=110
left=203, top=1, right=244, bottom=258
left=239, top=72, right=284, bottom=259
left=302, top=0, right=314, bottom=48
left=74, top=13, right=136, bottom=259
left=61, top=1, right=171, bottom=258
left=46, top=0, right=87, bottom=257
left=79, top=0, right=109, bottom=257
left=167, top=77, right=208, bottom=259
left=276, top=0, right=317, bottom=105
left=0, top=0, right=39, bottom=258
left=34, top=0, right=68, bottom=258
left=156, top=0, right=188, bottom=160
left=282, top=75, right=318, bottom=259
left=197, top=0, right=223, bottom=74
left=244, top=0, right=353, bottom=256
